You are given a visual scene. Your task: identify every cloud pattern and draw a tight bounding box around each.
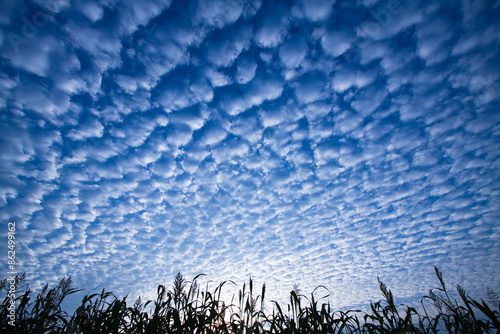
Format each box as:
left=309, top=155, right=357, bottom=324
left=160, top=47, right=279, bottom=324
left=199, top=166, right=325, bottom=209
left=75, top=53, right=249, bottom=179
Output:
left=1, top=0, right=499, bottom=310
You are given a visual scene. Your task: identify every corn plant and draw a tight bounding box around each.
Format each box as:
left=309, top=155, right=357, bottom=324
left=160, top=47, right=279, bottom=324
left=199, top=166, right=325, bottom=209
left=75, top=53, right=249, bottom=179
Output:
left=0, top=274, right=81, bottom=334
left=362, top=277, right=420, bottom=333
left=1, top=268, right=499, bottom=333
left=421, top=267, right=500, bottom=334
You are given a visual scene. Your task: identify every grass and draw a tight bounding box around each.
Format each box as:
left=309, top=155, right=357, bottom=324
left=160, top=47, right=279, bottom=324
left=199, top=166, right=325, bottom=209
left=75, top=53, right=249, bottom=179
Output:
left=1, top=267, right=499, bottom=333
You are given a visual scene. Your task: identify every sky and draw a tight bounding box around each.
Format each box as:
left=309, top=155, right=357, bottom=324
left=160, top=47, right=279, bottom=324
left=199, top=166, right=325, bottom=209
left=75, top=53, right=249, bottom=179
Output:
left=1, top=0, right=500, bottom=313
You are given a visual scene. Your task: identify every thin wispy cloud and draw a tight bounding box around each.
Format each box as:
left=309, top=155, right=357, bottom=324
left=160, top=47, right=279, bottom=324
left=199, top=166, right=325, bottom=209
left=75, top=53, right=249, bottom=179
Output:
left=1, top=0, right=499, bottom=311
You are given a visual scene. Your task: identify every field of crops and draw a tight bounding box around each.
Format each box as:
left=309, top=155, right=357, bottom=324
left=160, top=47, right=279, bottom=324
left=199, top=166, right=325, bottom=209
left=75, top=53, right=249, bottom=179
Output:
left=1, top=267, right=499, bottom=333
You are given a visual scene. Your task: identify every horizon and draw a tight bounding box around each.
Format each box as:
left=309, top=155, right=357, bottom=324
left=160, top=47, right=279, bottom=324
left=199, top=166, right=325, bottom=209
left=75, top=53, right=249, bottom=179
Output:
left=1, top=0, right=499, bottom=316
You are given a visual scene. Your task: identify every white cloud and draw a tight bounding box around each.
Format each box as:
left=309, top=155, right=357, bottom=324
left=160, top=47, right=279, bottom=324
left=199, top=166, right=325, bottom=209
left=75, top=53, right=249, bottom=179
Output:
left=75, top=0, right=104, bottom=22
left=412, top=147, right=442, bottom=166
left=151, top=156, right=176, bottom=178
left=235, top=55, right=258, bottom=84
left=64, top=21, right=122, bottom=73
left=358, top=41, right=390, bottom=65
left=334, top=110, right=364, bottom=134
left=350, top=85, right=388, bottom=117
left=198, top=120, right=228, bottom=146
left=109, top=114, right=160, bottom=148
left=332, top=71, right=356, bottom=93
left=321, top=29, right=355, bottom=57
left=254, top=3, right=290, bottom=48
left=279, top=33, right=308, bottom=69
left=1, top=34, right=59, bottom=77
left=389, top=127, right=426, bottom=153
left=333, top=67, right=377, bottom=93
left=314, top=142, right=340, bottom=166
left=194, top=0, right=245, bottom=28
left=259, top=105, right=289, bottom=128
left=165, top=124, right=193, bottom=148
left=206, top=24, right=252, bottom=68
left=32, top=0, right=70, bottom=13
left=357, top=1, right=424, bottom=41
left=116, top=0, right=172, bottom=35
left=229, top=112, right=263, bottom=144
left=452, top=25, right=498, bottom=56
left=0, top=74, right=16, bottom=108
left=221, top=73, right=283, bottom=116
left=67, top=117, right=104, bottom=141
left=137, top=35, right=189, bottom=83
left=298, top=0, right=335, bottom=21
left=189, top=78, right=214, bottom=103
left=294, top=71, right=328, bottom=104
left=211, top=137, right=249, bottom=164
left=169, top=106, right=209, bottom=132
left=416, top=17, right=453, bottom=65
left=465, top=113, right=500, bottom=134
left=12, top=83, right=71, bottom=123
left=204, top=67, right=232, bottom=87
left=115, top=74, right=138, bottom=94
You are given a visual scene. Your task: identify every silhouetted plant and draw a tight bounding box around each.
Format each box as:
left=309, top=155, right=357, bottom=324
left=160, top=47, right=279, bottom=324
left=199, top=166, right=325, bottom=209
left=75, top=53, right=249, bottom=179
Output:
left=1, top=268, right=499, bottom=333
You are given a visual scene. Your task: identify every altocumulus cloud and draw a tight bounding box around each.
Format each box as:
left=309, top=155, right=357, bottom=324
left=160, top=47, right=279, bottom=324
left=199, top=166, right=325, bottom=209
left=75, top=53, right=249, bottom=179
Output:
left=1, top=0, right=500, bottom=312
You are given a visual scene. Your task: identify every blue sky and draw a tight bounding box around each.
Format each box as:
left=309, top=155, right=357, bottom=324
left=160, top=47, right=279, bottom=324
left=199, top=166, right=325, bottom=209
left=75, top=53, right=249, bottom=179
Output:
left=1, top=0, right=499, bottom=312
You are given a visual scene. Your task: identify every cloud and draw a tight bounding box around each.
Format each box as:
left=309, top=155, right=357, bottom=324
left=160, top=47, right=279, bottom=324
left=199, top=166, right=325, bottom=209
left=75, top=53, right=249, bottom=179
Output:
left=67, top=117, right=104, bottom=141
left=294, top=70, right=328, bottom=104
left=211, top=136, right=250, bottom=164
left=194, top=0, right=250, bottom=28
left=206, top=24, right=253, bottom=68
left=134, top=16, right=195, bottom=84
left=32, top=0, right=70, bottom=14
left=114, top=74, right=138, bottom=94
left=189, top=78, right=214, bottom=103
left=165, top=124, right=193, bottom=148
left=204, top=67, right=232, bottom=88
left=64, top=21, right=122, bottom=73
left=297, top=0, right=335, bottom=22
left=314, top=142, right=340, bottom=166
left=259, top=105, right=289, bottom=128
left=357, top=0, right=424, bottom=42
left=321, top=29, right=355, bottom=58
left=12, top=82, right=71, bottom=122
left=350, top=85, right=388, bottom=117
left=220, top=72, right=284, bottom=116
left=416, top=14, right=454, bottom=65
left=235, top=54, right=258, bottom=84
left=452, top=24, right=498, bottom=56
left=151, top=156, right=176, bottom=178
left=254, top=1, right=290, bottom=48
left=74, top=0, right=104, bottom=23
left=279, top=30, right=308, bottom=69
left=230, top=111, right=263, bottom=144
left=116, top=0, right=172, bottom=35
left=109, top=114, right=161, bottom=148
left=197, top=119, right=229, bottom=146
left=334, top=110, right=364, bottom=134
left=1, top=34, right=59, bottom=77
left=332, top=67, right=377, bottom=93
left=169, top=105, right=209, bottom=131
